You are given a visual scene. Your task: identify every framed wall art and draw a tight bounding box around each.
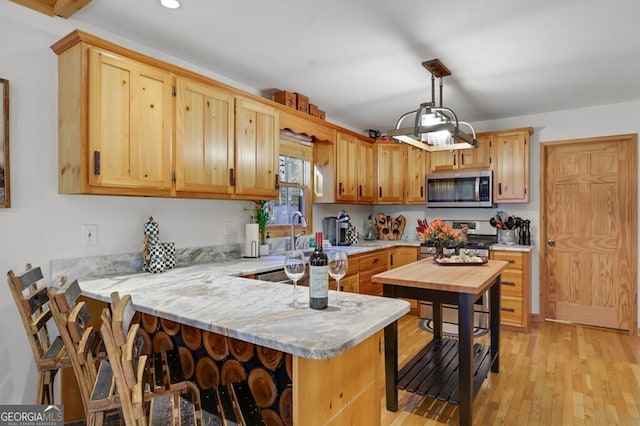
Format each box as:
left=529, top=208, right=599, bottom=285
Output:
left=0, top=78, right=9, bottom=208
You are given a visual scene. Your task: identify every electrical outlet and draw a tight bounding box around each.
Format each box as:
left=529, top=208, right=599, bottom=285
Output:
left=82, top=224, right=97, bottom=246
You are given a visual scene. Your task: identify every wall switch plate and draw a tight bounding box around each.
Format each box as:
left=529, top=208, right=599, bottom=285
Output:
left=82, top=224, right=97, bottom=246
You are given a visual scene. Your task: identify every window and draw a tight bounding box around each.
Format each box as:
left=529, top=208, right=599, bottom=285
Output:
left=267, top=139, right=312, bottom=237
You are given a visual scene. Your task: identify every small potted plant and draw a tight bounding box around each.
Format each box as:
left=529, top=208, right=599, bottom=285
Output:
left=253, top=200, right=270, bottom=255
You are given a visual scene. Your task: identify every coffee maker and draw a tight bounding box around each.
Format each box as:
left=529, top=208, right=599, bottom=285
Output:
left=323, top=211, right=351, bottom=246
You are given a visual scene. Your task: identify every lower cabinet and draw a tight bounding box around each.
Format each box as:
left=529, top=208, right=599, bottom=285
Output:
left=389, top=246, right=420, bottom=314
left=358, top=250, right=390, bottom=296
left=490, top=250, right=531, bottom=331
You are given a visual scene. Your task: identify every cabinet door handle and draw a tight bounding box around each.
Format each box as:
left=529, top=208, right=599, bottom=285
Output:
left=453, top=154, right=456, bottom=166
left=420, top=186, right=424, bottom=197
left=502, top=281, right=516, bottom=286
left=229, top=168, right=235, bottom=186
left=372, top=258, right=379, bottom=264
left=461, top=153, right=465, bottom=165
left=501, top=307, right=516, bottom=313
left=339, top=182, right=343, bottom=194
left=498, top=182, right=502, bottom=195
left=275, top=174, right=279, bottom=189
left=359, top=185, right=362, bottom=197
left=390, top=254, right=393, bottom=266
left=379, top=187, right=382, bottom=197
left=94, top=151, right=100, bottom=175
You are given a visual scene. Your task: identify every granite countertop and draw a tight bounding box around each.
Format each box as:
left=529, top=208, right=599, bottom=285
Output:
left=77, top=251, right=411, bottom=360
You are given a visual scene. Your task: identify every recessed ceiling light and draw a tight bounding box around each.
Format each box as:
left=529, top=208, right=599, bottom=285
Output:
left=161, top=0, right=180, bottom=9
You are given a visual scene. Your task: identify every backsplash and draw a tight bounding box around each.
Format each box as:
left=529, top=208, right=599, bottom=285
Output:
left=50, top=243, right=242, bottom=284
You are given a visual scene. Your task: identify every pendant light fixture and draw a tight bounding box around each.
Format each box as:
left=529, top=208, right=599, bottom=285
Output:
left=387, top=59, right=477, bottom=151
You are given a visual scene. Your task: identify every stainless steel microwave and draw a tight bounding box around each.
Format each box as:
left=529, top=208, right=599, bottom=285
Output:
left=426, top=170, right=493, bottom=208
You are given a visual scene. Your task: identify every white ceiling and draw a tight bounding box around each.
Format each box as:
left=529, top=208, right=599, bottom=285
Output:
left=69, top=0, right=640, bottom=133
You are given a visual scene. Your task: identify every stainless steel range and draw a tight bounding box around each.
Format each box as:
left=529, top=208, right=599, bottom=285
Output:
left=419, top=220, right=498, bottom=336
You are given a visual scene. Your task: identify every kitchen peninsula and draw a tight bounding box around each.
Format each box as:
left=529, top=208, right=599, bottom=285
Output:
left=75, top=262, right=410, bottom=425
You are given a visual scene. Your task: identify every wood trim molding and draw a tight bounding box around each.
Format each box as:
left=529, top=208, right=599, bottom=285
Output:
left=9, top=0, right=91, bottom=18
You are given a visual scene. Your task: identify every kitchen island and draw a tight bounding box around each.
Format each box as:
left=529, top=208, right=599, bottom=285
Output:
left=372, top=258, right=509, bottom=426
left=75, top=264, right=410, bottom=425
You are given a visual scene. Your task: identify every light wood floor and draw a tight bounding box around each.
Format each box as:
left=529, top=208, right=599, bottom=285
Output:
left=381, top=315, right=640, bottom=425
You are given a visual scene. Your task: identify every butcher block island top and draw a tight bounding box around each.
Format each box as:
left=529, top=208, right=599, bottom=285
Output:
left=371, top=257, right=509, bottom=294
left=77, top=264, right=410, bottom=360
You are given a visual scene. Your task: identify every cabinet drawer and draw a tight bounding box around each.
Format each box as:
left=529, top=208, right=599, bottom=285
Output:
left=359, top=251, right=389, bottom=270
left=491, top=251, right=524, bottom=270
left=500, top=297, right=524, bottom=327
left=500, top=269, right=524, bottom=297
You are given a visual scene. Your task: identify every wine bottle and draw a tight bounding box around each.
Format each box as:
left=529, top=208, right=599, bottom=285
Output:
left=309, top=231, right=328, bottom=309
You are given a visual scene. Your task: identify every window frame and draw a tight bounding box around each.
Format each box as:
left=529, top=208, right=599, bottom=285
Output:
left=266, top=139, right=313, bottom=238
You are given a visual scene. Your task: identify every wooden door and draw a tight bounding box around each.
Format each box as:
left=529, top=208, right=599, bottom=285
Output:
left=175, top=77, right=234, bottom=194
left=376, top=142, right=405, bottom=203
left=234, top=97, right=279, bottom=198
left=459, top=133, right=491, bottom=170
left=356, top=140, right=375, bottom=203
left=542, top=134, right=637, bottom=331
left=335, top=132, right=358, bottom=201
left=427, top=149, right=457, bottom=172
left=493, top=129, right=530, bottom=202
left=88, top=48, right=172, bottom=190
left=405, top=145, right=426, bottom=203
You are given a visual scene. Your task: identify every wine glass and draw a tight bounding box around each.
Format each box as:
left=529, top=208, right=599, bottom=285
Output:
left=328, top=251, right=357, bottom=307
left=284, top=250, right=308, bottom=309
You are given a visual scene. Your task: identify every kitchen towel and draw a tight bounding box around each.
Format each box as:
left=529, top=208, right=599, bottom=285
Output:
left=244, top=223, right=259, bottom=257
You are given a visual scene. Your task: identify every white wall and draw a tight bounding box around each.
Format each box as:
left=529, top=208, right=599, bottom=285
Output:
left=1, top=3, right=638, bottom=405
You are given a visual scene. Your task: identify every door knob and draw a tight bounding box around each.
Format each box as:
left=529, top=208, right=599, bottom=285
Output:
left=547, top=240, right=555, bottom=247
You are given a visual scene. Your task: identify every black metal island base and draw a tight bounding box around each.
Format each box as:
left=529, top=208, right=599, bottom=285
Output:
left=372, top=258, right=509, bottom=426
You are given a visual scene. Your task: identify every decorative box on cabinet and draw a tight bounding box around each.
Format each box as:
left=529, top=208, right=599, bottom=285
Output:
left=490, top=250, right=530, bottom=331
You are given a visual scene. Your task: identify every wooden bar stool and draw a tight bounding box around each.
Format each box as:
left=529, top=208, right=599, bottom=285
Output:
left=103, top=292, right=265, bottom=425
left=100, top=293, right=197, bottom=425
left=48, top=278, right=117, bottom=425
left=7, top=263, right=70, bottom=405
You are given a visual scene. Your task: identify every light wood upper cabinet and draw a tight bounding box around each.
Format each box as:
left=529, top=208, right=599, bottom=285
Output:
left=376, top=142, right=425, bottom=204
left=336, top=132, right=359, bottom=202
left=491, top=127, right=532, bottom=203
left=459, top=133, right=491, bottom=170
left=427, top=136, right=491, bottom=173
left=234, top=97, right=280, bottom=198
left=357, top=140, right=375, bottom=203
left=88, top=48, right=173, bottom=191
left=52, top=30, right=280, bottom=200
left=376, top=142, right=405, bottom=203
left=175, top=77, right=234, bottom=195
left=405, top=145, right=426, bottom=204
left=56, top=45, right=173, bottom=196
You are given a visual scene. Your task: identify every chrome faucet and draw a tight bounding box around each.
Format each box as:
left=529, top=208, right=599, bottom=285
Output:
left=289, top=211, right=307, bottom=250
